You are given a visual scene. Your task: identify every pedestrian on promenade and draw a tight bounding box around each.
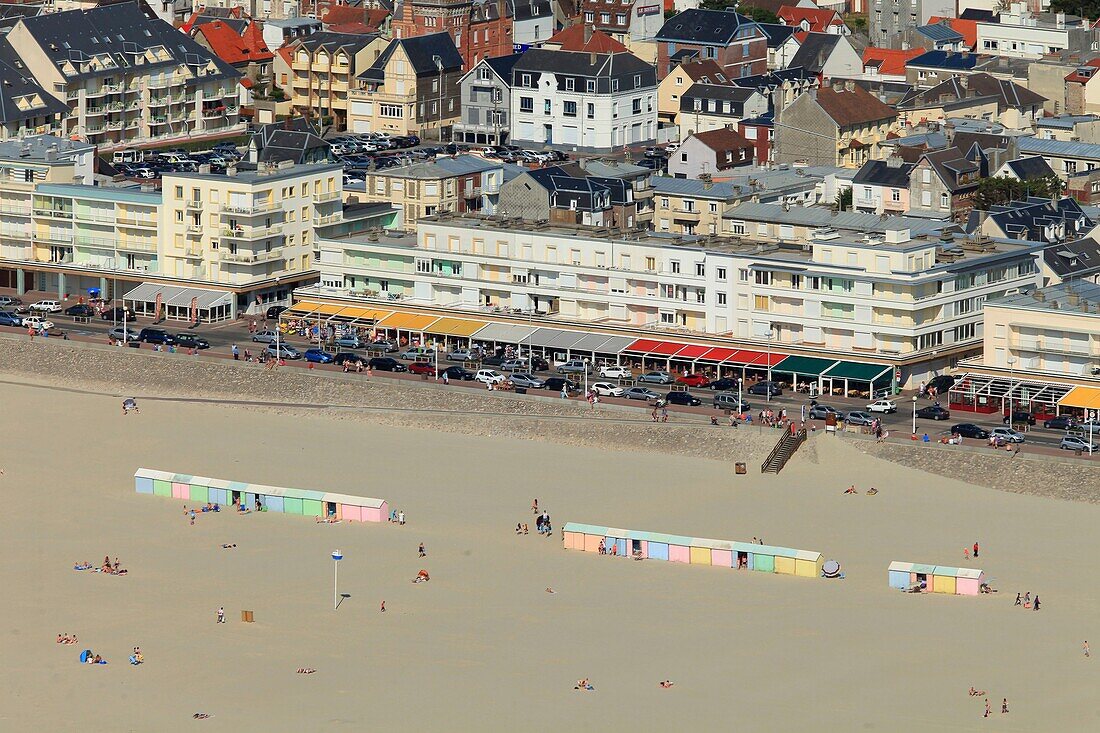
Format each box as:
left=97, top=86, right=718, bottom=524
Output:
left=973, top=542, right=979, bottom=558
left=398, top=511, right=405, bottom=525
left=232, top=344, right=239, bottom=360
left=1033, top=595, right=1041, bottom=610
left=216, top=607, right=225, bottom=624
left=418, top=542, right=425, bottom=558
left=984, top=699, right=991, bottom=718
left=1014, top=593, right=1021, bottom=606
left=1001, top=699, right=1008, bottom=714
left=380, top=600, right=385, bottom=612
left=661, top=404, right=669, bottom=423
left=1085, top=640, right=1090, bottom=658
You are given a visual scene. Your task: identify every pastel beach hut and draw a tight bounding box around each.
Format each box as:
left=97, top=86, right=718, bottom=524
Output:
left=888, top=561, right=915, bottom=590
left=888, top=562, right=984, bottom=595
left=953, top=567, right=986, bottom=596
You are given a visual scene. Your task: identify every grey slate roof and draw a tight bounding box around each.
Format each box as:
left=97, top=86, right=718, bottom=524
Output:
left=1019, top=136, right=1100, bottom=160
left=378, top=154, right=501, bottom=179
left=852, top=159, right=915, bottom=188
left=511, top=48, right=655, bottom=90
left=0, top=39, right=67, bottom=125
left=651, top=176, right=749, bottom=199
left=360, top=33, right=462, bottom=81
left=483, top=53, right=522, bottom=83
left=1002, top=156, right=1056, bottom=180
left=722, top=201, right=955, bottom=236
left=680, top=83, right=759, bottom=115
left=1042, top=238, right=1100, bottom=280
left=296, top=31, right=378, bottom=55
left=975, top=197, right=1094, bottom=242
left=655, top=9, right=762, bottom=45
left=1037, top=114, right=1099, bottom=130
left=916, top=22, right=964, bottom=43
left=787, top=32, right=841, bottom=75
left=757, top=23, right=796, bottom=48
left=17, top=2, right=240, bottom=84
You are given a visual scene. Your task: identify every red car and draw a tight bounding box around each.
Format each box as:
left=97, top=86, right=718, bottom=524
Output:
left=676, top=373, right=710, bottom=388
left=408, top=362, right=436, bottom=375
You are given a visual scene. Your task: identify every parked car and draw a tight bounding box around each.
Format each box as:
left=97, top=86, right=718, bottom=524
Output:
left=590, top=381, right=624, bottom=397
left=637, top=371, right=673, bottom=384
left=989, top=427, right=1025, bottom=443
left=524, top=354, right=550, bottom=371
left=438, top=365, right=475, bottom=381
left=30, top=299, right=62, bottom=313
left=867, top=399, right=898, bottom=413
left=676, top=373, right=710, bottom=388
left=707, top=378, right=741, bottom=392
left=747, top=381, right=782, bottom=396
left=844, top=411, right=875, bottom=426
left=808, top=405, right=844, bottom=420
left=508, top=373, right=544, bottom=389
left=500, top=359, right=527, bottom=372
left=174, top=333, right=210, bottom=350
left=1044, top=415, right=1079, bottom=430
left=368, top=357, right=407, bottom=372
left=64, top=304, right=95, bottom=317
left=139, top=327, right=175, bottom=345
left=265, top=306, right=288, bottom=319
left=21, top=315, right=54, bottom=331
left=916, top=404, right=951, bottom=420
left=303, top=348, right=336, bottom=364
left=369, top=339, right=398, bottom=353
left=0, top=296, right=21, bottom=308
left=266, top=343, right=302, bottom=359
left=543, top=377, right=579, bottom=393
left=474, top=369, right=505, bottom=385
left=597, top=365, right=632, bottom=379
left=1061, top=435, right=1099, bottom=452
left=481, top=354, right=507, bottom=367
left=100, top=306, right=136, bottom=321
left=399, top=348, right=435, bottom=360
left=108, top=326, right=139, bottom=342
left=0, top=311, right=22, bottom=327
left=408, top=361, right=435, bottom=375
left=557, top=359, right=590, bottom=374
left=951, top=423, right=989, bottom=439
left=621, top=386, right=660, bottom=401
left=664, top=391, right=702, bottom=407
left=1003, top=410, right=1036, bottom=426
left=446, top=349, right=479, bottom=362
left=335, top=334, right=369, bottom=349
left=713, top=393, right=749, bottom=411
left=251, top=330, right=279, bottom=343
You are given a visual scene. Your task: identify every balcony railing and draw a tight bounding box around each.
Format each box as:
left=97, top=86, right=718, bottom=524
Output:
left=34, top=230, right=74, bottom=243
left=313, top=213, right=341, bottom=226
left=219, top=246, right=283, bottom=263
left=149, top=96, right=169, bottom=107
left=313, top=190, right=340, bottom=203
left=221, top=225, right=283, bottom=240
left=221, top=201, right=279, bottom=216
left=186, top=223, right=204, bottom=235
left=34, top=208, right=73, bottom=219
left=85, top=107, right=106, bottom=116
left=185, top=200, right=203, bottom=211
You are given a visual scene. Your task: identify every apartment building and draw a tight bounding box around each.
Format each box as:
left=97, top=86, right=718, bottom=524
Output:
left=677, top=84, right=767, bottom=137
left=773, top=81, right=900, bottom=168
left=391, top=0, right=513, bottom=69
left=288, top=32, right=386, bottom=129
left=311, top=210, right=1042, bottom=361
left=908, top=147, right=982, bottom=222
left=654, top=10, right=768, bottom=79
left=0, top=41, right=67, bottom=141
left=8, top=3, right=245, bottom=151
left=191, top=20, right=274, bottom=98
left=576, top=0, right=666, bottom=47
left=347, top=34, right=463, bottom=138
left=869, top=0, right=955, bottom=50
left=1017, top=136, right=1100, bottom=180
left=358, top=155, right=508, bottom=231
left=453, top=53, right=520, bottom=146
left=976, top=6, right=1091, bottom=60
left=652, top=176, right=747, bottom=236
left=509, top=48, right=657, bottom=151
left=657, top=59, right=732, bottom=130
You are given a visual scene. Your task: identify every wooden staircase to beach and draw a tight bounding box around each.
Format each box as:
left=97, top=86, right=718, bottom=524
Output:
left=761, top=428, right=807, bottom=474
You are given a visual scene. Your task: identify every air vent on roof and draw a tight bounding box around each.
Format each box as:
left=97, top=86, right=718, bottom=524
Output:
left=68, top=50, right=89, bottom=63
left=123, top=42, right=140, bottom=54
left=185, top=53, right=204, bottom=66
left=144, top=30, right=152, bottom=37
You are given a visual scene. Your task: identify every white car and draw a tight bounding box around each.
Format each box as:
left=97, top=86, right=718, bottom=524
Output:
left=30, top=300, right=62, bottom=313
left=474, top=369, right=505, bottom=385
left=21, top=315, right=54, bottom=330
left=598, top=365, right=632, bottom=379
left=591, top=382, right=625, bottom=397
left=867, top=399, right=898, bottom=414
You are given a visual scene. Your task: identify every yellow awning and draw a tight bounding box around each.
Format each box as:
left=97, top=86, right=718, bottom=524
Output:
left=311, top=302, right=352, bottom=316
left=339, top=305, right=391, bottom=322
left=286, top=301, right=323, bottom=316
left=424, top=317, right=487, bottom=337
left=1061, top=386, right=1100, bottom=410
left=378, top=312, right=439, bottom=331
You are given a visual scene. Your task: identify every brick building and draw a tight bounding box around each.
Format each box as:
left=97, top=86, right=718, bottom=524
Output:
left=654, top=9, right=767, bottom=80
left=391, top=0, right=513, bottom=69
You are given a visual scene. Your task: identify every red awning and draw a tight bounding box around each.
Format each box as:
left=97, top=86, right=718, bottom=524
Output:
left=745, top=351, right=787, bottom=366
left=624, top=339, right=664, bottom=354
left=649, top=341, right=687, bottom=356
left=672, top=344, right=710, bottom=359
left=698, top=347, right=740, bottom=363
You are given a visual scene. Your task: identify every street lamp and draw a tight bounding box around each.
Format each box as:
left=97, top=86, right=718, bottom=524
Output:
left=432, top=55, right=444, bottom=143
left=331, top=550, right=343, bottom=610
left=1006, top=356, right=1017, bottom=425
left=911, top=395, right=917, bottom=436
left=765, top=329, right=774, bottom=403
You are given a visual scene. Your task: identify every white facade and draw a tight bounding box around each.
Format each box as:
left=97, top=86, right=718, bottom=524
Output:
left=977, top=5, right=1086, bottom=59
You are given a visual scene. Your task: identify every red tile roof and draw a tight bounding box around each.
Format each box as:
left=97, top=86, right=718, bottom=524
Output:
left=815, top=84, right=897, bottom=127
left=778, top=6, right=844, bottom=33
left=674, top=59, right=733, bottom=85
left=196, top=20, right=273, bottom=66
left=862, top=47, right=923, bottom=77
left=1066, top=58, right=1100, bottom=84
left=692, top=127, right=754, bottom=169
left=329, top=21, right=375, bottom=34
left=181, top=6, right=243, bottom=33
left=546, top=24, right=628, bottom=53
left=927, top=16, right=977, bottom=49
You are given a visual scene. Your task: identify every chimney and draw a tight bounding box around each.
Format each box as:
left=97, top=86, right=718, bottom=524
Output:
left=959, top=75, right=968, bottom=90
left=844, top=79, right=854, bottom=92
left=886, top=154, right=903, bottom=168
left=832, top=78, right=844, bottom=90
left=583, top=23, right=593, bottom=46
left=944, top=120, right=956, bottom=145
left=1068, top=291, right=1081, bottom=306
left=226, top=164, right=238, bottom=177
left=1033, top=290, right=1045, bottom=302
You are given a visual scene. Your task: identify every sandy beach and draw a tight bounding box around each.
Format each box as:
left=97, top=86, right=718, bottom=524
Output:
left=3, top=376, right=1100, bottom=732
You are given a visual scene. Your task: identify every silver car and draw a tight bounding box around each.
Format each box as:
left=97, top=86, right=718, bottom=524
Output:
left=508, top=373, right=544, bottom=388
left=500, top=359, right=526, bottom=371
left=637, top=371, right=673, bottom=384
left=622, top=386, right=661, bottom=401
left=251, top=330, right=279, bottom=343
left=109, top=326, right=139, bottom=342
left=266, top=343, right=301, bottom=359
left=845, top=411, right=875, bottom=426
left=1061, top=435, right=1098, bottom=451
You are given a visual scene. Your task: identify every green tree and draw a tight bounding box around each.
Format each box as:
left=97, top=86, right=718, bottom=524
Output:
left=699, top=0, right=778, bottom=23
left=834, top=187, right=853, bottom=212
left=973, top=175, right=1066, bottom=210
left=1049, top=0, right=1100, bottom=17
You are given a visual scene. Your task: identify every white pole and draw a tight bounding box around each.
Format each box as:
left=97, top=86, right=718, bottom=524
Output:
left=766, top=331, right=772, bottom=403
left=911, top=396, right=917, bottom=435
left=331, top=550, right=342, bottom=610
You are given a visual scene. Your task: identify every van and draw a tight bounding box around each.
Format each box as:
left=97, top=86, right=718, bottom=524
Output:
left=713, top=393, right=750, bottom=411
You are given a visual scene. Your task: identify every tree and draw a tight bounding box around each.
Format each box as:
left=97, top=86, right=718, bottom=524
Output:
left=973, top=175, right=1066, bottom=210
left=1049, top=0, right=1100, bottom=18
left=699, top=0, right=778, bottom=23
left=834, top=187, right=853, bottom=212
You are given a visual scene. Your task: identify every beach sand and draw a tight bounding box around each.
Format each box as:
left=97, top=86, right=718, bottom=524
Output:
left=2, top=379, right=1099, bottom=731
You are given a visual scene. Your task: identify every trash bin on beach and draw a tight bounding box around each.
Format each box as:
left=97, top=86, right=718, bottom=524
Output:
left=515, top=387, right=527, bottom=395
left=735, top=462, right=746, bottom=474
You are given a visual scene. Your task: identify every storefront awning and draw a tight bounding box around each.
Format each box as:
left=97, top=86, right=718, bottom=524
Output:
left=698, top=347, right=739, bottom=363
left=472, top=323, right=538, bottom=343
left=672, top=344, right=711, bottom=360
left=424, top=317, right=486, bottom=338
left=821, top=360, right=893, bottom=385
left=950, top=373, right=1075, bottom=406
left=773, top=355, right=839, bottom=377
left=124, top=282, right=231, bottom=309
left=378, top=312, right=438, bottom=331
left=648, top=341, right=688, bottom=356
left=570, top=333, right=633, bottom=354
left=1061, top=386, right=1100, bottom=410
left=624, top=339, right=665, bottom=354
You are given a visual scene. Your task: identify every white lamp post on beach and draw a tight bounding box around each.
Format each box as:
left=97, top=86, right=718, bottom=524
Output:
left=332, top=550, right=343, bottom=610
left=911, top=395, right=918, bottom=436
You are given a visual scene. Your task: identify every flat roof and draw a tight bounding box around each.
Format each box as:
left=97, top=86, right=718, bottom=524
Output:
left=985, top=281, right=1100, bottom=316
left=164, top=162, right=343, bottom=185
left=37, top=183, right=162, bottom=206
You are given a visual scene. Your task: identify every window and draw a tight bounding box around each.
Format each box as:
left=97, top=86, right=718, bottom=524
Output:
left=612, top=79, right=619, bottom=92
left=633, top=73, right=641, bottom=88
left=660, top=196, right=669, bottom=209
left=709, top=202, right=717, bottom=213
left=917, top=331, right=943, bottom=350
left=424, top=16, right=437, bottom=26
left=791, top=274, right=802, bottom=290
left=521, top=73, right=531, bottom=87
left=922, top=168, right=931, bottom=184
left=617, top=13, right=627, bottom=24
left=645, top=256, right=656, bottom=271
left=891, top=189, right=901, bottom=202
left=739, top=268, right=749, bottom=282
left=600, top=12, right=610, bottom=22
left=519, top=96, right=533, bottom=113
left=586, top=103, right=594, bottom=118
left=730, top=222, right=746, bottom=235
left=379, top=104, right=402, bottom=118
left=717, top=292, right=727, bottom=305
left=584, top=11, right=594, bottom=21
left=717, top=267, right=727, bottom=281
left=954, top=323, right=976, bottom=342
left=695, top=263, right=705, bottom=276
left=939, top=192, right=949, bottom=209
left=680, top=152, right=688, bottom=162
left=586, top=79, right=596, bottom=93
left=670, top=260, right=680, bottom=273
left=477, top=66, right=491, bottom=81
left=683, top=199, right=694, bottom=212
left=543, top=99, right=551, bottom=115
left=921, top=191, right=931, bottom=207
left=632, top=98, right=641, bottom=114
left=566, top=78, right=574, bottom=91
left=754, top=271, right=771, bottom=285
left=1065, top=160, right=1078, bottom=174
left=754, top=295, right=770, bottom=311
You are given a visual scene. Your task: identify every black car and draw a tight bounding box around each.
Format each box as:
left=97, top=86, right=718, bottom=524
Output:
left=333, top=352, right=365, bottom=366
left=543, top=377, right=578, bottom=393
left=522, top=355, right=550, bottom=371
left=664, top=391, right=701, bottom=407
left=481, top=354, right=507, bottom=367
left=139, top=327, right=175, bottom=345
left=1003, top=410, right=1036, bottom=426
left=951, top=423, right=989, bottom=439
left=916, top=404, right=951, bottom=420
left=1044, top=415, right=1079, bottom=430
left=438, top=365, right=475, bottom=381
left=925, top=374, right=956, bottom=394
left=747, top=381, right=782, bottom=396
left=64, top=304, right=95, bottom=317
left=266, top=305, right=288, bottom=319
left=174, top=333, right=210, bottom=350
left=708, top=378, right=741, bottom=391
left=101, top=306, right=136, bottom=321
left=368, top=356, right=407, bottom=372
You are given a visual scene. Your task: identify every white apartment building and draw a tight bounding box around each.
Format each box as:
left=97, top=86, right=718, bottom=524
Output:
left=312, top=213, right=1043, bottom=361
left=508, top=48, right=657, bottom=152
left=976, top=5, right=1091, bottom=59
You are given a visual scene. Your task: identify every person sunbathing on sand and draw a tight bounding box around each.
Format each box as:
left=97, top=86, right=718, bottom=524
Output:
left=843, top=486, right=858, bottom=494
left=574, top=678, right=594, bottom=691
left=969, top=687, right=986, bottom=696
left=296, top=668, right=316, bottom=674
left=193, top=713, right=212, bottom=720
left=220, top=544, right=236, bottom=549
left=545, top=587, right=555, bottom=593
left=659, top=680, right=674, bottom=688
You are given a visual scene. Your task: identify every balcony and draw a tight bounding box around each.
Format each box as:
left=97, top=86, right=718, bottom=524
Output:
left=221, top=201, right=279, bottom=216
left=73, top=234, right=117, bottom=249
left=220, top=224, right=283, bottom=241
left=66, top=91, right=80, bottom=101
left=201, top=107, right=225, bottom=119
left=219, top=246, right=283, bottom=264
left=148, top=79, right=171, bottom=90
left=34, top=230, right=74, bottom=244
left=85, top=107, right=106, bottom=117
left=102, top=83, right=123, bottom=94
left=186, top=223, right=204, bottom=236
left=0, top=204, right=32, bottom=217
left=185, top=200, right=203, bottom=211
left=34, top=208, right=73, bottom=220
left=313, top=190, right=340, bottom=204
left=481, top=179, right=501, bottom=195
left=313, top=212, right=341, bottom=226
left=462, top=186, right=482, bottom=199
left=149, top=96, right=170, bottom=107
left=117, top=214, right=157, bottom=228
left=117, top=239, right=157, bottom=252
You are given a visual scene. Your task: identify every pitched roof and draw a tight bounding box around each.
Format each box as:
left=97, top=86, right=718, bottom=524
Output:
left=545, top=24, right=627, bottom=53
left=0, top=38, right=67, bottom=125
left=852, top=158, right=914, bottom=187
left=813, top=83, right=897, bottom=127
left=777, top=6, right=842, bottom=33
left=919, top=146, right=980, bottom=193
left=917, top=20, right=965, bottom=45
left=511, top=48, right=655, bottom=87
left=1003, top=156, right=1056, bottom=180
left=360, top=32, right=461, bottom=80
left=1042, top=237, right=1100, bottom=279
left=328, top=21, right=376, bottom=34
left=690, top=127, right=754, bottom=169
left=903, top=72, right=1046, bottom=112
left=672, top=59, right=732, bottom=85
left=862, top=47, right=922, bottom=76
left=757, top=23, right=797, bottom=49
left=681, top=83, right=760, bottom=115
left=980, top=197, right=1093, bottom=242
left=907, top=49, right=983, bottom=70
left=470, top=52, right=522, bottom=84
left=655, top=9, right=762, bottom=45
left=195, top=20, right=273, bottom=66
left=1066, top=58, right=1100, bottom=84
left=182, top=6, right=245, bottom=34
left=787, top=32, right=841, bottom=75
left=651, top=175, right=748, bottom=199
left=322, top=5, right=388, bottom=26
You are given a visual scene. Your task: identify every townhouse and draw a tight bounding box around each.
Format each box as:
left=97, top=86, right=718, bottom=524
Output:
left=391, top=0, right=512, bottom=69
left=678, top=84, right=768, bottom=137
left=191, top=20, right=274, bottom=99
left=654, top=9, right=768, bottom=79
left=667, top=127, right=755, bottom=180
left=576, top=0, right=667, bottom=47
left=851, top=156, right=915, bottom=216
left=657, top=59, right=732, bottom=131
left=347, top=34, right=463, bottom=138
left=896, top=73, right=1045, bottom=131
left=7, top=3, right=244, bottom=151
left=786, top=32, right=862, bottom=80
left=908, top=147, right=982, bottom=222
left=508, top=48, right=657, bottom=151
left=773, top=81, right=900, bottom=168
left=453, top=53, right=520, bottom=146
left=756, top=23, right=800, bottom=71
left=288, top=32, right=386, bottom=129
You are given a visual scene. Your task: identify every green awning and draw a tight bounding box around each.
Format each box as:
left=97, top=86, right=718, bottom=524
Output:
left=822, top=360, right=893, bottom=385
left=772, top=355, right=838, bottom=377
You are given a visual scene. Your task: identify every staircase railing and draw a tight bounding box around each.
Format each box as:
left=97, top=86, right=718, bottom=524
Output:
left=761, top=427, right=807, bottom=474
